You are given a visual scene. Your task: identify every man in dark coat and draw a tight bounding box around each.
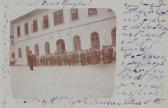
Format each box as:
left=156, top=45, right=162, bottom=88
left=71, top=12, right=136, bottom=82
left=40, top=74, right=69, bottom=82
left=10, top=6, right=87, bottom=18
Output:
left=108, top=45, right=114, bottom=63
left=27, top=51, right=34, bottom=71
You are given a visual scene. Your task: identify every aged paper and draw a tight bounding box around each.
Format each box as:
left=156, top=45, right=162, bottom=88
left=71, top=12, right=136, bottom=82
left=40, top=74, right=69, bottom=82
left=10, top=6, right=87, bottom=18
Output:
left=0, top=0, right=168, bottom=108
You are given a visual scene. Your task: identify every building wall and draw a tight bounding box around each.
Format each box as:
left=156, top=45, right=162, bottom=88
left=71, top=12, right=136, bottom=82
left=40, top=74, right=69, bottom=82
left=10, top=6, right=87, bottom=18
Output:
left=11, top=9, right=116, bottom=65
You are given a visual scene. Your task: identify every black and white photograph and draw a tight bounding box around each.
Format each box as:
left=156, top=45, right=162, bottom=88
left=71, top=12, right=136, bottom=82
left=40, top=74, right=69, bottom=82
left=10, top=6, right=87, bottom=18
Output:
left=9, top=8, right=116, bottom=99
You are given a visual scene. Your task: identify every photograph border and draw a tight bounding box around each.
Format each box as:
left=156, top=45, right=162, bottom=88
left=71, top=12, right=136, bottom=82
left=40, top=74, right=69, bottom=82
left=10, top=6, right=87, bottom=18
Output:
left=1, top=0, right=168, bottom=108
left=0, top=0, right=121, bottom=107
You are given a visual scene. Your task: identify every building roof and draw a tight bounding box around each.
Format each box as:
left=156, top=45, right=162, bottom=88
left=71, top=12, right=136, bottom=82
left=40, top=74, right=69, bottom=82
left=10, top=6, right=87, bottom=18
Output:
left=11, top=9, right=46, bottom=24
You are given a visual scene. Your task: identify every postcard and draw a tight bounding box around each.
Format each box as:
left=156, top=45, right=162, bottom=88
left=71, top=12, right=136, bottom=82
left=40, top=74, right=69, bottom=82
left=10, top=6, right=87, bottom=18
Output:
left=0, top=0, right=168, bottom=108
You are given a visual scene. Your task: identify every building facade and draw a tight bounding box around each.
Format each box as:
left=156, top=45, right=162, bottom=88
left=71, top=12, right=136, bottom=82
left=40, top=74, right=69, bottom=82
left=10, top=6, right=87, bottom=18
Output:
left=10, top=8, right=116, bottom=65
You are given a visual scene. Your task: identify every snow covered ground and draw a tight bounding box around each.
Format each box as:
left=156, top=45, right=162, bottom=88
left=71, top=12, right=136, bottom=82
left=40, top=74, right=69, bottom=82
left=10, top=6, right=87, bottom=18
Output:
left=10, top=63, right=116, bottom=100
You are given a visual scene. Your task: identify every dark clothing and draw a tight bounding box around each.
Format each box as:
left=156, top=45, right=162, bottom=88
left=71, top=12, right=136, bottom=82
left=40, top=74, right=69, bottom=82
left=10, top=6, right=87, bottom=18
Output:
left=27, top=54, right=34, bottom=71
left=29, top=45, right=115, bottom=67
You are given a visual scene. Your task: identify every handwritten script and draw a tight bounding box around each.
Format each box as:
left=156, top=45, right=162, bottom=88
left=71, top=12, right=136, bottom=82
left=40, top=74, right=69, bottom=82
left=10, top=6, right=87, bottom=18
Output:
left=1, top=0, right=168, bottom=107
left=25, top=0, right=93, bottom=8
left=21, top=0, right=168, bottom=106
left=18, top=0, right=168, bottom=107
left=117, top=0, right=168, bottom=105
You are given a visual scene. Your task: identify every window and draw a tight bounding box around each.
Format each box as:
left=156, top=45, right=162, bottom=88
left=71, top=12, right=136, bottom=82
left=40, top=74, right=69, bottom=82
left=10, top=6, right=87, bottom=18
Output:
left=56, top=39, right=65, bottom=54
left=112, top=27, right=116, bottom=46
left=25, top=46, right=29, bottom=57
left=73, top=36, right=81, bottom=51
left=10, top=36, right=14, bottom=46
left=108, top=9, right=112, bottom=11
left=88, top=8, right=97, bottom=16
left=12, top=53, right=15, bottom=58
left=71, top=9, right=78, bottom=21
left=91, top=32, right=100, bottom=49
left=17, top=26, right=21, bottom=37
left=18, top=48, right=22, bottom=58
left=34, top=44, right=39, bottom=57
left=11, top=40, right=14, bottom=46
left=32, top=19, right=38, bottom=32
left=24, top=23, right=29, bottom=35
left=43, top=15, right=49, bottom=29
left=45, top=42, right=50, bottom=55
left=53, top=10, right=64, bottom=25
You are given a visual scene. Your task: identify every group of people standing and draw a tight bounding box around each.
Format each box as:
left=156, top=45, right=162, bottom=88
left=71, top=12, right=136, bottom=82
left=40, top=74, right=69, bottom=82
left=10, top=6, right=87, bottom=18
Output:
left=27, top=46, right=115, bottom=70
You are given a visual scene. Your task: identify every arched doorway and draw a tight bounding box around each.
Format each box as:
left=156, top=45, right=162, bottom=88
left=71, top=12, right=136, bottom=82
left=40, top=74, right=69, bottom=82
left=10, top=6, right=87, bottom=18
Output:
left=91, top=32, right=100, bottom=49
left=112, top=27, right=116, bottom=46
left=73, top=36, right=81, bottom=51
left=56, top=39, right=65, bottom=54
left=25, top=46, right=29, bottom=57
left=34, top=44, right=39, bottom=57
left=45, top=42, right=50, bottom=55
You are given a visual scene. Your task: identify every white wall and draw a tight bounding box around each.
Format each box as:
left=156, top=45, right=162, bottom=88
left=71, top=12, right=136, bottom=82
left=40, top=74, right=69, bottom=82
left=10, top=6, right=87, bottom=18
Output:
left=11, top=9, right=116, bottom=65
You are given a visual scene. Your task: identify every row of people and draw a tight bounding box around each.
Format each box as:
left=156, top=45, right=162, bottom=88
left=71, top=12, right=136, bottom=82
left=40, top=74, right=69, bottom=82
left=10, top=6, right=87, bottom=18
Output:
left=28, top=46, right=115, bottom=67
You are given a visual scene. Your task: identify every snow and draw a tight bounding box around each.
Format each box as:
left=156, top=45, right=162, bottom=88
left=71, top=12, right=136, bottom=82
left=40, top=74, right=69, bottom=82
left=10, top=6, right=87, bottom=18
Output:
left=10, top=63, right=116, bottom=100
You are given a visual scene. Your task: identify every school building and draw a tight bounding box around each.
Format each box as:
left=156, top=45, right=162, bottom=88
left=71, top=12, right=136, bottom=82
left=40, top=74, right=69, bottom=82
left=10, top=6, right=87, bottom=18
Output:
left=10, top=8, right=116, bottom=65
